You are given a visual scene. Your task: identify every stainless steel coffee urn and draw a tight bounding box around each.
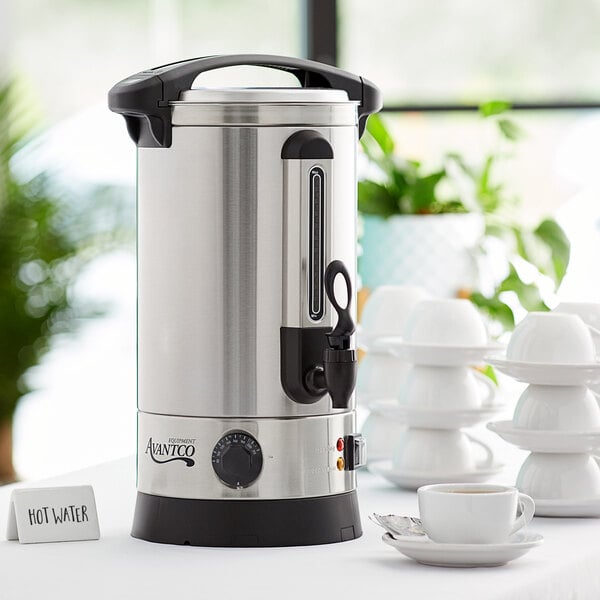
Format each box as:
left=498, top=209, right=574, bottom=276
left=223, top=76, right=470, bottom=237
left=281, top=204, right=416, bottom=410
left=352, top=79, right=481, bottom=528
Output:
left=109, top=55, right=381, bottom=547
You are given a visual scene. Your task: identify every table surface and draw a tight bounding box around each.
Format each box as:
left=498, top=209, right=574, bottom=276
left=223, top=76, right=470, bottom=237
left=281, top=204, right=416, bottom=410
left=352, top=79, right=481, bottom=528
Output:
left=2, top=455, right=600, bottom=600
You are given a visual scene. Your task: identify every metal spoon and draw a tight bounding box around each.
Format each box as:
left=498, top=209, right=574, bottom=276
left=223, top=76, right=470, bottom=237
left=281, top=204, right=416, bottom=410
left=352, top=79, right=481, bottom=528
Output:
left=369, top=513, right=426, bottom=538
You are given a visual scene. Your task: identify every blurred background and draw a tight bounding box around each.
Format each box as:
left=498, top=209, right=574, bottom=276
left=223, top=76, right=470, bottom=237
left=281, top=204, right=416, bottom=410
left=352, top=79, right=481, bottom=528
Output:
left=0, top=0, right=599, bottom=481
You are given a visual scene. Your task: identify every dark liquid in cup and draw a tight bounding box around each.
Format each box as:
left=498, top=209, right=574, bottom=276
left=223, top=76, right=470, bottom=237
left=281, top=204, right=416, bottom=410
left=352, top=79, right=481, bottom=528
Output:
left=448, top=490, right=501, bottom=494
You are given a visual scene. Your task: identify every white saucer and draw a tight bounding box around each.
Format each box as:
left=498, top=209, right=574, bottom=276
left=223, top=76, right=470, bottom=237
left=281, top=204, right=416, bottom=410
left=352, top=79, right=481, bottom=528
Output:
left=370, top=399, right=505, bottom=429
left=369, top=460, right=504, bottom=490
left=382, top=531, right=543, bottom=567
left=486, top=356, right=600, bottom=386
left=357, top=392, right=397, bottom=406
left=533, top=496, right=600, bottom=517
left=356, top=329, right=396, bottom=353
left=487, top=420, right=600, bottom=453
left=380, top=338, right=503, bottom=366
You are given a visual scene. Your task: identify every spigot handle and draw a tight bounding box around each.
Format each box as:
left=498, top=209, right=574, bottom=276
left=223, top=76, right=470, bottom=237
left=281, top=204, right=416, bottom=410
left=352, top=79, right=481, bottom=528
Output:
left=324, top=260, right=355, bottom=350
left=323, top=260, right=357, bottom=408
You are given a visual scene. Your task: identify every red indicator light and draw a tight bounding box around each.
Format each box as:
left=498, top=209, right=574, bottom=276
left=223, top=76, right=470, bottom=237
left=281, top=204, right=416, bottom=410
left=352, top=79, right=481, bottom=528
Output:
left=336, top=438, right=344, bottom=452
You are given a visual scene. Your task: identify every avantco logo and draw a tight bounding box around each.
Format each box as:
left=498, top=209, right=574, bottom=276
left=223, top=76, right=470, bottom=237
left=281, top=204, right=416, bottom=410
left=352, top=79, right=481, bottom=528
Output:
left=145, top=437, right=196, bottom=467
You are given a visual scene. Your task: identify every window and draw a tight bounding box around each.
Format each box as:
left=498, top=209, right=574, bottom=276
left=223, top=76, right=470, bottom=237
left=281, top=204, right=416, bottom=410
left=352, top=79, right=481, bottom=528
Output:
left=339, top=0, right=600, bottom=106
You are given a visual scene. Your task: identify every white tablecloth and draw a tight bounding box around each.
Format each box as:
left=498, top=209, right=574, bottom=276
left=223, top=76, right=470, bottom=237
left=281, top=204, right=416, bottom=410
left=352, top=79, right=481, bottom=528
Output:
left=1, top=455, right=600, bottom=600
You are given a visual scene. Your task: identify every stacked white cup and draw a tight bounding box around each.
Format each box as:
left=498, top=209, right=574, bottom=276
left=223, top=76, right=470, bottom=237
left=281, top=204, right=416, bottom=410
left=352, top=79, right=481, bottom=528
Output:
left=555, top=302, right=600, bottom=396
left=368, top=299, right=504, bottom=489
left=357, top=286, right=430, bottom=463
left=487, top=309, right=600, bottom=517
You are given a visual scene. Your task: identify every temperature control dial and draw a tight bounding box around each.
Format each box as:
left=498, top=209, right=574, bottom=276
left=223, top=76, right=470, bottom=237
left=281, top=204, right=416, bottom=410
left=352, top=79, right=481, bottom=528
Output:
left=211, top=431, right=263, bottom=488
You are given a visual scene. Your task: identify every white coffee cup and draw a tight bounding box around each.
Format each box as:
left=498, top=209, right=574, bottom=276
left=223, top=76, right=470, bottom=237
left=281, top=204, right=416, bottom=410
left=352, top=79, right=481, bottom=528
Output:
left=402, top=299, right=488, bottom=346
left=418, top=483, right=535, bottom=544
left=517, top=453, right=600, bottom=500
left=360, top=285, right=431, bottom=337
left=391, top=428, right=494, bottom=474
left=398, top=365, right=495, bottom=410
left=554, top=302, right=600, bottom=376
left=555, top=302, right=600, bottom=335
left=361, top=410, right=403, bottom=463
left=554, top=303, right=600, bottom=394
left=513, top=384, right=600, bottom=431
left=357, top=353, right=410, bottom=402
left=507, top=312, right=595, bottom=364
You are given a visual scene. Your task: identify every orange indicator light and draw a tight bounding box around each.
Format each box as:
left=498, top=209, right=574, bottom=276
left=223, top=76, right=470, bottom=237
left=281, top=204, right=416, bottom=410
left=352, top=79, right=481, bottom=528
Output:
left=337, top=457, right=345, bottom=471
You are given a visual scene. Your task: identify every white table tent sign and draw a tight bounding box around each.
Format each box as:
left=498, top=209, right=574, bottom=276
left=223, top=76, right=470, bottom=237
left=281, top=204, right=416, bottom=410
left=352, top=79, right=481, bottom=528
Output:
left=6, top=485, right=100, bottom=544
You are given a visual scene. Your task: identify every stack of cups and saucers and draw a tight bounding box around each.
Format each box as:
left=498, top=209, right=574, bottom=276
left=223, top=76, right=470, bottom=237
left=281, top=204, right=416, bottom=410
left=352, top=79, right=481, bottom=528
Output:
left=486, top=303, right=600, bottom=517
left=359, top=293, right=549, bottom=568
left=357, top=286, right=431, bottom=463
left=362, top=297, right=506, bottom=489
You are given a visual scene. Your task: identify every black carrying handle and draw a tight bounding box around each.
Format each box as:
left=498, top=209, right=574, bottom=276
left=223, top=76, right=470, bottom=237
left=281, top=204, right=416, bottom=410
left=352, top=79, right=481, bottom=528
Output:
left=108, top=54, right=382, bottom=147
left=324, top=260, right=355, bottom=350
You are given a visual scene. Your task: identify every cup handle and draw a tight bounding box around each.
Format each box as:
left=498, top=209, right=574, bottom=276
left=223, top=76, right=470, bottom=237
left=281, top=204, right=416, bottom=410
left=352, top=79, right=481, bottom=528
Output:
left=509, top=493, right=535, bottom=535
left=472, top=370, right=496, bottom=407
left=588, top=324, right=600, bottom=341
left=465, top=433, right=495, bottom=469
left=588, top=325, right=600, bottom=362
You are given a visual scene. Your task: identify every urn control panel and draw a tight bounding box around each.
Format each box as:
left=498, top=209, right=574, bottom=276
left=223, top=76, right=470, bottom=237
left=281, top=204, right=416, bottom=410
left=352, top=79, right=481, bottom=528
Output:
left=211, top=431, right=263, bottom=488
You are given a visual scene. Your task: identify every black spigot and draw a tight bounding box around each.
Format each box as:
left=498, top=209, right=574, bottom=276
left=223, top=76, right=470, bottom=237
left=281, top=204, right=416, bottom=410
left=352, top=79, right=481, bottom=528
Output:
left=302, top=261, right=357, bottom=407
left=322, top=260, right=357, bottom=409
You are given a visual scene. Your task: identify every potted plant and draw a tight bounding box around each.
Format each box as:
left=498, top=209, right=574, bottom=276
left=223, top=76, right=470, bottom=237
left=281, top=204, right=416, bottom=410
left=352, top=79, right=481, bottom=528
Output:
left=0, top=79, right=127, bottom=482
left=358, top=102, right=570, bottom=331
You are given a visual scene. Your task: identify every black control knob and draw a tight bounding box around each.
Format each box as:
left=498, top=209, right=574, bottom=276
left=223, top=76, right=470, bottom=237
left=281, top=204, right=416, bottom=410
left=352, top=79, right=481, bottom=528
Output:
left=211, top=431, right=263, bottom=488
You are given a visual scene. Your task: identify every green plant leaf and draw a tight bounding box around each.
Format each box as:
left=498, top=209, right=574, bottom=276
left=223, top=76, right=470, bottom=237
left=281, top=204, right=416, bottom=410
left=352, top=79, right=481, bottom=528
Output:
left=478, top=156, right=494, bottom=193
left=411, top=170, right=445, bottom=213
left=446, top=152, right=476, bottom=178
left=479, top=100, right=511, bottom=117
left=511, top=226, right=532, bottom=263
left=479, top=365, right=498, bottom=385
left=498, top=267, right=548, bottom=312
left=357, top=180, right=398, bottom=217
left=497, top=118, right=524, bottom=141
left=365, top=114, right=394, bottom=156
left=389, top=165, right=410, bottom=198
left=470, top=291, right=516, bottom=330
left=429, top=199, right=468, bottom=214
left=359, top=136, right=376, bottom=162
left=511, top=220, right=570, bottom=288
left=475, top=155, right=504, bottom=213
left=533, top=218, right=571, bottom=286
